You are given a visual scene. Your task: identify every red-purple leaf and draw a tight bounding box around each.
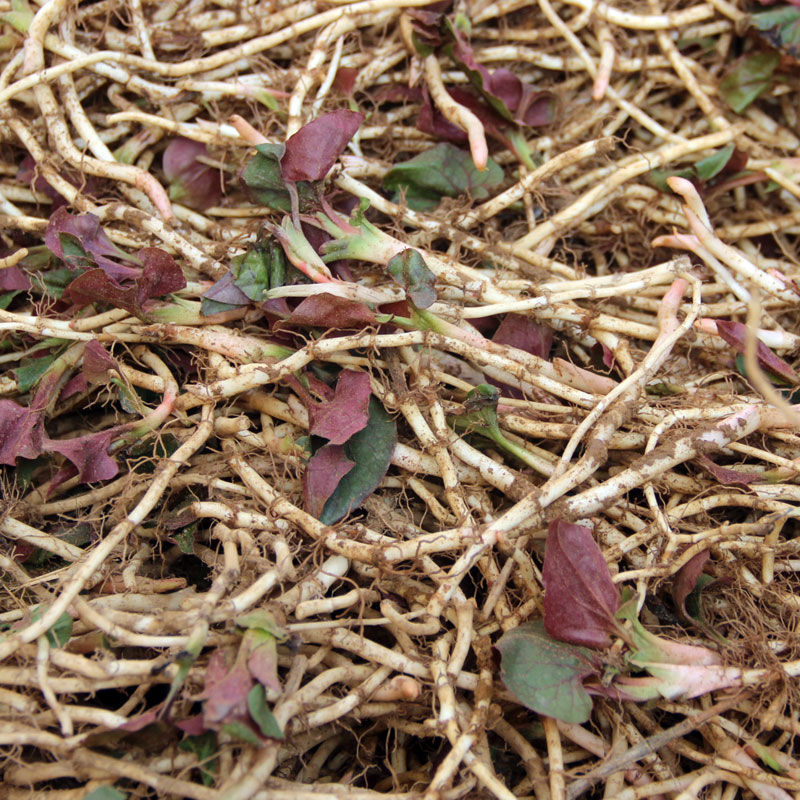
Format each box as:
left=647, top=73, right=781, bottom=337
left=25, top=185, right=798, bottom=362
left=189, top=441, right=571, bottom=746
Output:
left=202, top=271, right=251, bottom=308
left=45, top=207, right=140, bottom=283
left=244, top=630, right=281, bottom=693
left=543, top=519, right=621, bottom=649
left=304, top=444, right=356, bottom=518
left=697, top=454, right=764, bottom=486
left=44, top=428, right=120, bottom=483
left=715, top=319, right=798, bottom=383
left=333, top=67, right=359, bottom=95
left=119, top=706, right=164, bottom=732
left=0, top=265, right=31, bottom=292
left=492, top=314, right=553, bottom=359
left=198, top=649, right=253, bottom=728
left=280, top=110, right=365, bottom=182
left=446, top=24, right=554, bottom=127
left=671, top=550, right=710, bottom=619
left=162, top=137, right=223, bottom=210
left=308, top=370, right=372, bottom=445
left=0, top=400, right=43, bottom=465
left=67, top=248, right=185, bottom=317
left=59, top=373, right=88, bottom=400
left=285, top=293, right=377, bottom=329
left=83, top=340, right=120, bottom=384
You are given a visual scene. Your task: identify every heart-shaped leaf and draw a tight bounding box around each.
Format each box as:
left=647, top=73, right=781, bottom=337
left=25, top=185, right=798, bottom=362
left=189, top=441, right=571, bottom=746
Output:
left=543, top=520, right=620, bottom=649
left=497, top=620, right=596, bottom=723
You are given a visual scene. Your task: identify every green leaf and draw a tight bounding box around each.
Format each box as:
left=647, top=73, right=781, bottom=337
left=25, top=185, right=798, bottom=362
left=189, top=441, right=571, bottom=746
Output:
left=247, top=684, right=284, bottom=739
left=1, top=0, right=33, bottom=32
left=694, top=144, right=736, bottom=181
left=179, top=730, right=218, bottom=786
left=237, top=610, right=285, bottom=639
left=82, top=788, right=127, bottom=800
left=719, top=51, right=780, bottom=112
left=0, top=290, right=21, bottom=309
left=384, top=143, right=504, bottom=211
left=14, top=351, right=60, bottom=393
left=751, top=7, right=800, bottom=59
left=31, top=607, right=73, bottom=648
left=173, top=525, right=196, bottom=554
left=233, top=243, right=287, bottom=301
left=34, top=268, right=74, bottom=299
left=386, top=249, right=436, bottom=309
left=496, top=620, right=596, bottom=724
left=221, top=720, right=262, bottom=746
left=320, top=396, right=397, bottom=524
left=649, top=167, right=693, bottom=192
left=201, top=297, right=240, bottom=316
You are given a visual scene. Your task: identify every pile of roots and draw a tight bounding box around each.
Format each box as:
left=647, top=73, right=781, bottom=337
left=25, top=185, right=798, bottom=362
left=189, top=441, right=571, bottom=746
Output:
left=1, top=0, right=800, bottom=797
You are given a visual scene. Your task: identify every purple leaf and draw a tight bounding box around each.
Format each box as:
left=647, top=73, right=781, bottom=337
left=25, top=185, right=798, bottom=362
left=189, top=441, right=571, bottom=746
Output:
left=136, top=247, right=187, bottom=300
left=198, top=649, right=254, bottom=728
left=0, top=265, right=31, bottom=292
left=59, top=373, right=88, bottom=400
left=82, top=340, right=120, bottom=384
left=285, top=293, right=377, bottom=329
left=671, top=550, right=710, bottom=619
left=308, top=370, right=372, bottom=445
left=45, top=207, right=140, bottom=283
left=304, top=443, right=356, bottom=518
left=0, top=400, right=43, bottom=465
left=543, top=520, right=621, bottom=649
left=492, top=314, right=553, bottom=359
left=119, top=706, right=164, bottom=732
left=697, top=454, right=764, bottom=486
left=67, top=247, right=185, bottom=317
left=280, top=110, right=365, bottom=182
left=44, top=428, right=120, bottom=483
left=162, top=137, right=223, bottom=210
left=715, top=319, right=798, bottom=383
left=244, top=630, right=281, bottom=693
left=202, top=270, right=251, bottom=308
left=446, top=23, right=554, bottom=127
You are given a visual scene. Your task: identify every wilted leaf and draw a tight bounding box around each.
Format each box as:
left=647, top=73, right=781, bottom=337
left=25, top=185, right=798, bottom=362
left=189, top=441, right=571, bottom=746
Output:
left=671, top=550, right=711, bottom=621
left=543, top=520, right=621, bottom=649
left=308, top=370, right=372, bottom=445
left=285, top=293, right=377, bottom=329
left=178, top=730, right=218, bottom=786
left=319, top=396, right=397, bottom=524
left=44, top=427, right=121, bottom=483
left=386, top=249, right=437, bottom=309
left=752, top=6, right=800, bottom=61
left=719, top=51, right=780, bottom=112
left=715, top=319, right=798, bottom=383
left=0, top=399, right=43, bottom=465
left=67, top=247, right=185, bottom=318
left=198, top=649, right=253, bottom=728
left=202, top=270, right=251, bottom=313
left=384, top=143, right=503, bottom=211
left=162, top=137, right=223, bottom=210
left=497, top=619, right=596, bottom=723
left=280, top=109, right=365, bottom=182
left=247, top=685, right=284, bottom=739
left=696, top=454, right=764, bottom=486
left=492, top=314, right=553, bottom=359
left=83, top=340, right=120, bottom=384
left=304, top=443, right=356, bottom=518
left=0, top=265, right=31, bottom=292
left=45, top=610, right=73, bottom=648
left=45, top=207, right=140, bottom=283
left=445, top=21, right=554, bottom=126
